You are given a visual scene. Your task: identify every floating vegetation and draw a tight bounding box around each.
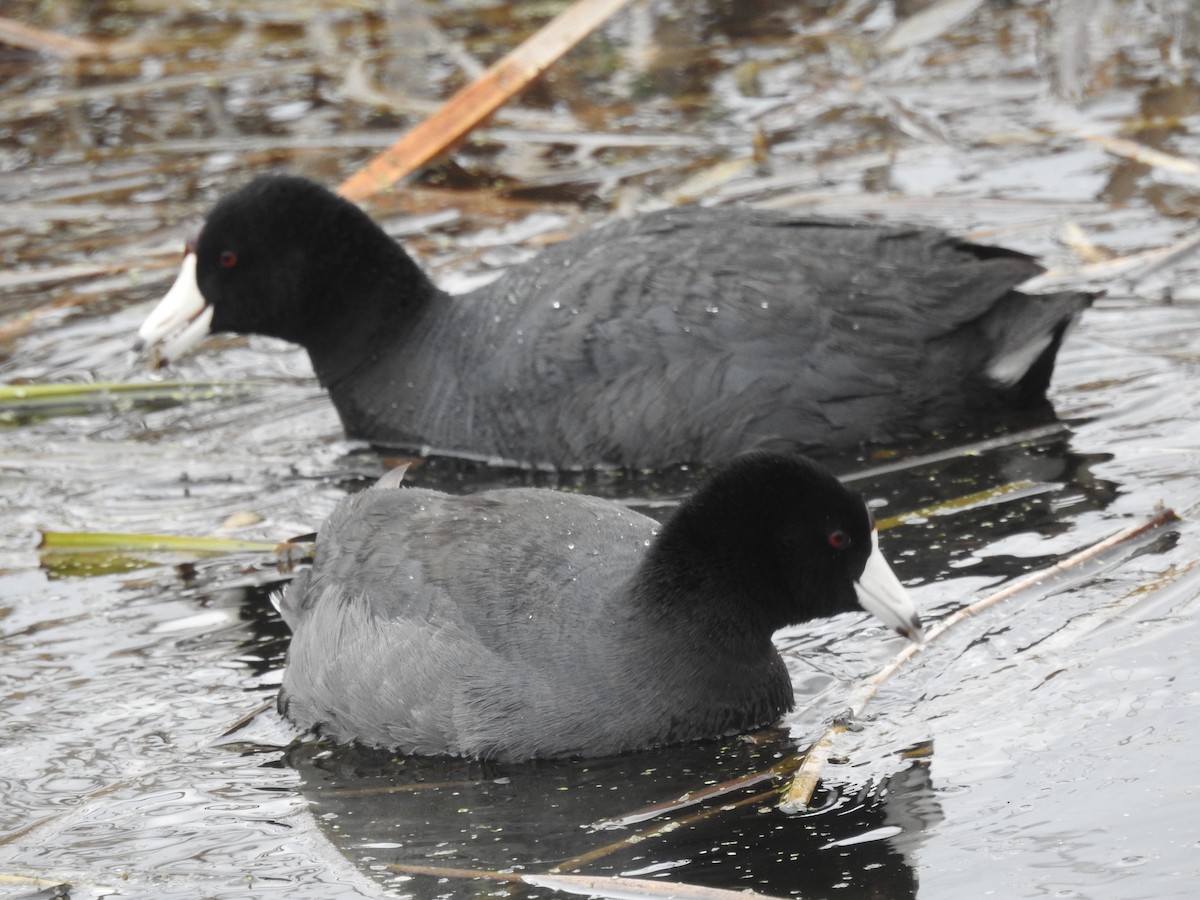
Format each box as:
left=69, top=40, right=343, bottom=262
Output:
left=37, top=529, right=284, bottom=578
left=0, top=381, right=262, bottom=424
left=781, top=506, right=1183, bottom=811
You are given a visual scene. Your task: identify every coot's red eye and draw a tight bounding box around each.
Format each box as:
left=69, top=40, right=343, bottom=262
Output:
left=827, top=530, right=849, bottom=550
left=219, top=250, right=238, bottom=268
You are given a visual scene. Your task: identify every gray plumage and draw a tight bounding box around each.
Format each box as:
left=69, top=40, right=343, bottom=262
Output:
left=278, top=452, right=914, bottom=761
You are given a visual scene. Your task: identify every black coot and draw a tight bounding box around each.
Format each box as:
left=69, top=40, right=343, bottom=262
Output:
left=276, top=452, right=923, bottom=761
left=138, top=175, right=1090, bottom=469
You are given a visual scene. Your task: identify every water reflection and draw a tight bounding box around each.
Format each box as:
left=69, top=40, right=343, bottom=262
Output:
left=288, top=730, right=940, bottom=899
left=860, top=431, right=1121, bottom=585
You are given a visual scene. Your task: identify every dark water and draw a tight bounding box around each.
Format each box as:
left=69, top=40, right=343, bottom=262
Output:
left=2, top=2, right=1199, bottom=898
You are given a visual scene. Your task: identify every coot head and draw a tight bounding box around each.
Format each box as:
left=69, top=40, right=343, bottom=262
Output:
left=644, top=451, right=923, bottom=642
left=137, top=175, right=412, bottom=364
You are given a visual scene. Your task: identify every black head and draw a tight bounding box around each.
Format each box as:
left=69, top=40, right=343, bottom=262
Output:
left=643, top=451, right=919, bottom=641
left=138, top=175, right=435, bottom=372
left=192, top=175, right=380, bottom=344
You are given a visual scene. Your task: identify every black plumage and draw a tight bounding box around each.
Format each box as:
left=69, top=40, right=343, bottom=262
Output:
left=141, top=175, right=1090, bottom=468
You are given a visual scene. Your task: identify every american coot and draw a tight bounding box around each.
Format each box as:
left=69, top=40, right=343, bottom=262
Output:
left=277, top=451, right=923, bottom=761
left=137, top=175, right=1090, bottom=469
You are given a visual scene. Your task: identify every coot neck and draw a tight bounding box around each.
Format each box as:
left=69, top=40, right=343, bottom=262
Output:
left=297, top=225, right=448, bottom=391
left=624, top=524, right=797, bottom=738
left=633, top=523, right=786, bottom=657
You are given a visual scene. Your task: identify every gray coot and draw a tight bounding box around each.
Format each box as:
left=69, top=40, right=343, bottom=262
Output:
left=138, top=175, right=1091, bottom=469
left=276, top=451, right=924, bottom=761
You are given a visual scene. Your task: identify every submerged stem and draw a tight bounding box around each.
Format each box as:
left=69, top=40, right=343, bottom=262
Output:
left=780, top=506, right=1182, bottom=810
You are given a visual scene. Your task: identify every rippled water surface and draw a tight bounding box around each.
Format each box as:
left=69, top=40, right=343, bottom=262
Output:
left=2, top=2, right=1199, bottom=898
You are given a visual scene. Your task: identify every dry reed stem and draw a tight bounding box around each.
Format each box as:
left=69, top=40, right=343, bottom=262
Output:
left=1082, top=133, right=1200, bottom=175
left=337, top=0, right=634, bottom=202
left=0, top=17, right=101, bottom=58
left=780, top=506, right=1182, bottom=810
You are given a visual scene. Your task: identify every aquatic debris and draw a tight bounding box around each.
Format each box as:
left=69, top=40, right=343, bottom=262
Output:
left=0, top=381, right=262, bottom=422
left=1082, top=132, right=1200, bottom=176
left=338, top=0, right=635, bottom=201
left=879, top=0, right=987, bottom=55
left=524, top=872, right=787, bottom=900
left=779, top=505, right=1182, bottom=810
left=38, top=529, right=290, bottom=578
left=0, top=16, right=102, bottom=58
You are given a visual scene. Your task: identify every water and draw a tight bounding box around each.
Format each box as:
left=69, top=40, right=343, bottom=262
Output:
left=2, top=1, right=1199, bottom=898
